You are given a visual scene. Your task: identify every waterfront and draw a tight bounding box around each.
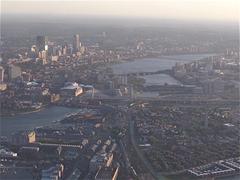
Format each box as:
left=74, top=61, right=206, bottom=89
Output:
left=0, top=106, right=79, bottom=137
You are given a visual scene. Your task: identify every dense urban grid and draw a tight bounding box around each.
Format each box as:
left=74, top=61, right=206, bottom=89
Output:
left=0, top=21, right=239, bottom=180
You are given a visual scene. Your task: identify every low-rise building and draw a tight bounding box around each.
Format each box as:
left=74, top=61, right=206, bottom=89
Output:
left=11, top=131, right=36, bottom=145
left=60, top=82, right=83, bottom=97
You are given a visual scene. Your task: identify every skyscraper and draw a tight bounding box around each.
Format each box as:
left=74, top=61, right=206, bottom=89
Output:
left=0, top=66, right=4, bottom=82
left=36, top=36, right=48, bottom=52
left=73, top=34, right=80, bottom=53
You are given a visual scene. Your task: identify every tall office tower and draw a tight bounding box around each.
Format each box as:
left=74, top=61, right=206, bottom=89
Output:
left=0, top=66, right=4, bottom=82
left=36, top=36, right=48, bottom=52
left=73, top=34, right=80, bottom=53
left=62, top=44, right=68, bottom=55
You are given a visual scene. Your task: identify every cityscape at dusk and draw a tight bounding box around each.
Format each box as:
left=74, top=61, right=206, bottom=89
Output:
left=0, top=1, right=239, bottom=180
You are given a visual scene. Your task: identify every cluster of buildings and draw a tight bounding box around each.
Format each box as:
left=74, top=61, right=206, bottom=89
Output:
left=172, top=51, right=239, bottom=99
left=131, top=103, right=240, bottom=174
left=89, top=140, right=116, bottom=173
left=0, top=103, right=122, bottom=180
left=145, top=43, right=218, bottom=56
left=30, top=35, right=85, bottom=65
left=0, top=33, right=145, bottom=115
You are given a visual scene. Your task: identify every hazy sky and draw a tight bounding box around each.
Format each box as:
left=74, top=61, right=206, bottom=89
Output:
left=2, top=0, right=239, bottom=22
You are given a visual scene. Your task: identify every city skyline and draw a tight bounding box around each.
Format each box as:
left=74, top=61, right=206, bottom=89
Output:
left=2, top=0, right=239, bottom=22
left=0, top=1, right=239, bottom=180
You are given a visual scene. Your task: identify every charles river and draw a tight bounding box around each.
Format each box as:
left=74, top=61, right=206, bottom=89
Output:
left=0, top=53, right=215, bottom=137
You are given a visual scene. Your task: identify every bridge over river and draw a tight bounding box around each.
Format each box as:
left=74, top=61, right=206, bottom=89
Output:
left=118, top=69, right=172, bottom=77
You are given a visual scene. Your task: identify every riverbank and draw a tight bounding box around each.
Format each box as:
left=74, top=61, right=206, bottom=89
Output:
left=0, top=104, right=50, bottom=117
left=0, top=106, right=80, bottom=137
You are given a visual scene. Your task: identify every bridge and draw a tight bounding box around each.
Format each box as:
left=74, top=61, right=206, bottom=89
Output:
left=118, top=69, right=172, bottom=77
left=34, top=142, right=82, bottom=148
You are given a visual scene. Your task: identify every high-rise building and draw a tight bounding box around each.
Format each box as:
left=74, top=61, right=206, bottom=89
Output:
left=0, top=66, right=4, bottom=82
left=62, top=44, right=67, bottom=55
left=38, top=50, right=48, bottom=64
left=36, top=36, right=48, bottom=52
left=73, top=34, right=80, bottom=53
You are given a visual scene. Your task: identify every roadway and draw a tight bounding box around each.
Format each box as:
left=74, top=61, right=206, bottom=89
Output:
left=119, top=139, right=138, bottom=178
left=34, top=142, right=82, bottom=148
left=127, top=111, right=169, bottom=180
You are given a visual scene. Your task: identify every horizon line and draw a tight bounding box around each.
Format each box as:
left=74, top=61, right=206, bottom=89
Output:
left=2, top=13, right=239, bottom=25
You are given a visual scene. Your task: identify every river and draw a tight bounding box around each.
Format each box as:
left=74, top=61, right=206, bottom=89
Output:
left=111, top=53, right=215, bottom=97
left=111, top=54, right=215, bottom=87
left=111, top=54, right=214, bottom=74
left=0, top=106, right=80, bottom=137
